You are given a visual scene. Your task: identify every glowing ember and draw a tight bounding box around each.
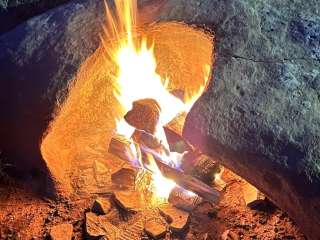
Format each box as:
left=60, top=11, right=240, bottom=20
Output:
left=102, top=0, right=208, bottom=202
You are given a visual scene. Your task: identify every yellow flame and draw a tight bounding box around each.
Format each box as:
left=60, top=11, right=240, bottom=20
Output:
left=103, top=0, right=208, bottom=202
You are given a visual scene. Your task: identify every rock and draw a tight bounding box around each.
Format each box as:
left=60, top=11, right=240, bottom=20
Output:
left=144, top=219, right=167, bottom=239
left=124, top=98, right=161, bottom=135
left=113, top=191, right=141, bottom=212
left=0, top=0, right=105, bottom=176
left=49, top=223, right=73, bottom=240
left=0, top=0, right=70, bottom=34
left=241, top=183, right=265, bottom=207
left=175, top=0, right=320, bottom=239
left=85, top=212, right=118, bottom=239
left=92, top=197, right=112, bottom=215
left=111, top=168, right=136, bottom=189
left=158, top=204, right=190, bottom=232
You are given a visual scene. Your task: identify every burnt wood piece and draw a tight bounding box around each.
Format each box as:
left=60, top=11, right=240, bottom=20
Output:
left=124, top=98, right=161, bottom=135
left=168, top=186, right=203, bottom=212
left=108, top=135, right=220, bottom=203
left=164, top=112, right=193, bottom=153
left=132, top=129, right=170, bottom=156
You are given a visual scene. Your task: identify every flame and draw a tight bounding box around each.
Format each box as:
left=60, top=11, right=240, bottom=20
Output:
left=103, top=0, right=208, bottom=202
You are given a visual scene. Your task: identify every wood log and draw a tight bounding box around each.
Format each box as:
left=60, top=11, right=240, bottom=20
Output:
left=108, top=134, right=220, bottom=203
left=124, top=98, right=161, bottom=135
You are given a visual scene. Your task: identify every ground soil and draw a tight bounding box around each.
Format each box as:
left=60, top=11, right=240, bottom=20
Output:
left=0, top=168, right=306, bottom=240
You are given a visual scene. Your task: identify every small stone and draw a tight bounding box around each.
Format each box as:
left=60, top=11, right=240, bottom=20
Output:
left=113, top=191, right=141, bottom=212
left=111, top=168, right=136, bottom=189
left=85, top=212, right=118, bottom=239
left=144, top=219, right=167, bottom=239
left=49, top=223, right=73, bottom=240
left=92, top=197, right=112, bottom=215
left=158, top=204, right=190, bottom=233
left=241, top=183, right=265, bottom=207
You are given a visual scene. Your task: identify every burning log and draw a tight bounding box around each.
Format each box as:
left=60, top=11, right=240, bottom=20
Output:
left=108, top=134, right=220, bottom=203
left=124, top=98, right=161, bottom=135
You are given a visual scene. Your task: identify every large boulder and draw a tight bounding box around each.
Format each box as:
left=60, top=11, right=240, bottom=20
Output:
left=0, top=0, right=71, bottom=34
left=171, top=0, right=320, bottom=239
left=0, top=0, right=104, bottom=174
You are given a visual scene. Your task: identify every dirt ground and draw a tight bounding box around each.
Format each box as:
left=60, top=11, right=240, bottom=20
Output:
left=0, top=168, right=306, bottom=240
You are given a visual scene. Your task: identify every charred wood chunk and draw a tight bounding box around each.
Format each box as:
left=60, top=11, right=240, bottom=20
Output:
left=111, top=168, right=136, bottom=189
left=164, top=112, right=193, bottom=153
left=168, top=186, right=203, bottom=212
left=124, top=98, right=161, bottom=135
left=108, top=135, right=220, bottom=204
left=132, top=129, right=170, bottom=156
left=182, top=154, right=223, bottom=184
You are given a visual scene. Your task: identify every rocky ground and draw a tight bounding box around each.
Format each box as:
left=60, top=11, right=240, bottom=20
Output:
left=0, top=168, right=306, bottom=240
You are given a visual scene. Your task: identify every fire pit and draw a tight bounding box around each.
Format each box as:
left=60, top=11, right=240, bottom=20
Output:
left=0, top=0, right=318, bottom=239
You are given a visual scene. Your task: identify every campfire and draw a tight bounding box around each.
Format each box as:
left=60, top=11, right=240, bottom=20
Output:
left=103, top=0, right=219, bottom=206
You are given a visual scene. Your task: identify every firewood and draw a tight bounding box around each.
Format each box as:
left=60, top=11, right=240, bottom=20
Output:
left=168, top=186, right=202, bottom=212
left=132, top=129, right=170, bottom=156
left=108, top=135, right=221, bottom=203
left=164, top=111, right=193, bottom=153
left=124, top=98, right=161, bottom=134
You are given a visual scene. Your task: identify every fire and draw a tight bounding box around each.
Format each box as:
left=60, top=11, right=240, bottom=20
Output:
left=102, top=0, right=208, bottom=202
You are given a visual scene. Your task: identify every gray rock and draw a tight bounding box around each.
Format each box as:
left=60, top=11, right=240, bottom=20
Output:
left=0, top=0, right=104, bottom=173
left=0, top=0, right=71, bottom=34
left=174, top=0, right=320, bottom=239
